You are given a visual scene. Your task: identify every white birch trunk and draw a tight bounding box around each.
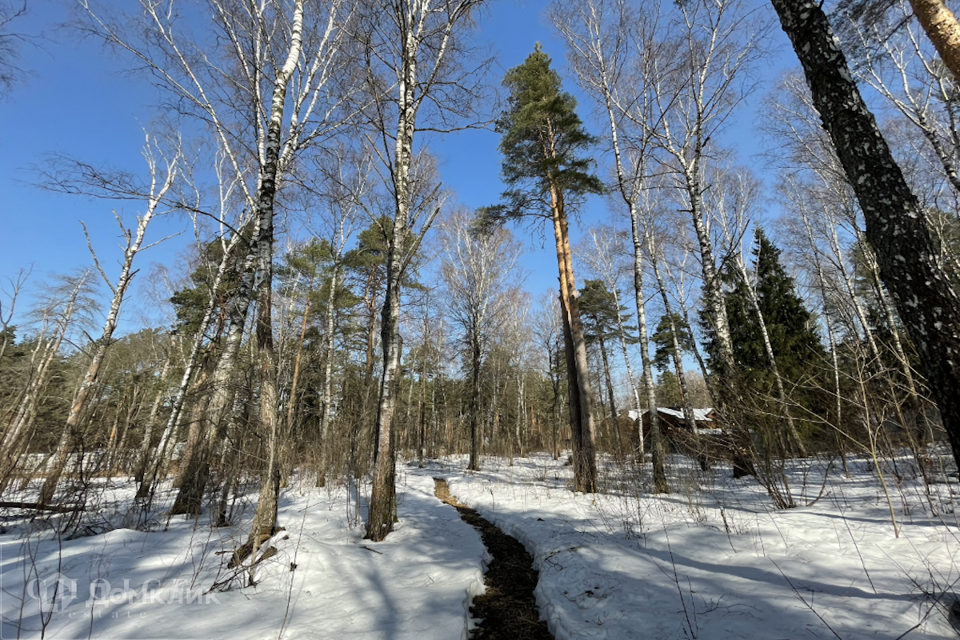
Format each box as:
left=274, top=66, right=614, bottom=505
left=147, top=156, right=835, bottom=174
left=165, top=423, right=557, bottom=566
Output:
left=40, top=145, right=177, bottom=505
left=247, top=0, right=305, bottom=558
left=139, top=232, right=243, bottom=500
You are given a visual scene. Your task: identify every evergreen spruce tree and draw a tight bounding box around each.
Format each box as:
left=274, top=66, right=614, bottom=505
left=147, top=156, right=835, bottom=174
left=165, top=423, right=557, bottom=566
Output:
left=701, top=265, right=755, bottom=379
left=655, top=370, right=684, bottom=407
left=702, top=228, right=828, bottom=441
left=753, top=228, right=826, bottom=382
left=703, top=229, right=825, bottom=382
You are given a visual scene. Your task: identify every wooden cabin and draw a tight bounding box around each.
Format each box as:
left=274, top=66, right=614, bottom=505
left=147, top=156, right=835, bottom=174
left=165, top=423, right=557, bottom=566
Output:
left=630, top=407, right=719, bottom=440
left=631, top=408, right=724, bottom=458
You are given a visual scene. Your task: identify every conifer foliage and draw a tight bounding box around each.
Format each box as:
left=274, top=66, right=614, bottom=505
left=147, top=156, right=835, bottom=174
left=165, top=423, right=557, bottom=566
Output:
left=703, top=229, right=826, bottom=421
left=751, top=229, right=826, bottom=382
left=490, top=45, right=603, bottom=492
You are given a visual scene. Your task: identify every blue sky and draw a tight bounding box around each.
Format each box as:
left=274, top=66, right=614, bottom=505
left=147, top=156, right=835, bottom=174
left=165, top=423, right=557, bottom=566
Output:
left=0, top=0, right=794, bottom=336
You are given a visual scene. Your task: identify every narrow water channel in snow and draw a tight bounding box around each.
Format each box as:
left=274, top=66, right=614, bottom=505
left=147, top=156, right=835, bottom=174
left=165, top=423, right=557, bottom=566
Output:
left=434, top=477, right=554, bottom=640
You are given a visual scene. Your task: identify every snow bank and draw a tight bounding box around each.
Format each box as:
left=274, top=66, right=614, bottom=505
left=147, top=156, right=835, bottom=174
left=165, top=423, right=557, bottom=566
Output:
left=444, top=454, right=960, bottom=640
left=1, top=471, right=487, bottom=639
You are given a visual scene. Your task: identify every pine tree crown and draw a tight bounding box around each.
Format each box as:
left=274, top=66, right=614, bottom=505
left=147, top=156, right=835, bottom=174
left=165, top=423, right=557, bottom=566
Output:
left=490, top=44, right=603, bottom=222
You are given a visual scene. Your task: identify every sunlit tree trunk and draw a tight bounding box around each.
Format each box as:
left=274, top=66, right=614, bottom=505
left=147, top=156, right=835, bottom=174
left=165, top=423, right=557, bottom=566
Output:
left=364, top=0, right=483, bottom=540
left=315, top=267, right=337, bottom=486
left=907, top=0, right=960, bottom=82
left=171, top=256, right=253, bottom=515
left=246, top=0, right=305, bottom=560
left=550, top=196, right=598, bottom=493
left=368, top=250, right=402, bottom=540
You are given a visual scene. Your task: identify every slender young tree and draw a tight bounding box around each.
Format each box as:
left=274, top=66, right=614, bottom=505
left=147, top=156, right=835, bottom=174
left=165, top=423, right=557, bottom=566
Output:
left=439, top=211, right=522, bottom=472
left=648, top=0, right=768, bottom=388
left=532, top=293, right=566, bottom=460
left=355, top=0, right=491, bottom=541
left=0, top=268, right=29, bottom=367
left=38, top=137, right=180, bottom=506
left=577, top=228, right=644, bottom=452
left=0, top=271, right=91, bottom=494
left=307, top=150, right=367, bottom=487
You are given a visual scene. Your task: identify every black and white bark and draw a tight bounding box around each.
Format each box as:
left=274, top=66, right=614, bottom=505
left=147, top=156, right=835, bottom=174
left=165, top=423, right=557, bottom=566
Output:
left=647, top=0, right=768, bottom=384
left=580, top=230, right=645, bottom=454
left=770, top=0, right=960, bottom=469
left=244, top=0, right=306, bottom=562
left=89, top=0, right=355, bottom=526
left=795, top=197, right=851, bottom=472
left=309, top=149, right=367, bottom=486
left=356, top=0, right=490, bottom=541
left=138, top=228, right=244, bottom=501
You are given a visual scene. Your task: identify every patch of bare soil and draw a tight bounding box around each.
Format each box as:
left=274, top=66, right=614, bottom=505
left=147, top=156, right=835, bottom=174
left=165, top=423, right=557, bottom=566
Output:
left=433, top=478, right=554, bottom=640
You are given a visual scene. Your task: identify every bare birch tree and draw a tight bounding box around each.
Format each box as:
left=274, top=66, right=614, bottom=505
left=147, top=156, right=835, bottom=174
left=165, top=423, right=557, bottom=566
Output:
left=849, top=0, right=960, bottom=204
left=38, top=135, right=180, bottom=505
left=439, top=210, right=523, bottom=471
left=577, top=227, right=641, bottom=444
left=646, top=0, right=767, bottom=393
left=710, top=167, right=805, bottom=455
left=0, top=271, right=91, bottom=494
left=353, top=0, right=491, bottom=541
left=302, top=147, right=368, bottom=487
left=78, top=2, right=357, bottom=559
left=552, top=0, right=670, bottom=490
left=137, top=152, right=248, bottom=501
left=0, top=268, right=29, bottom=367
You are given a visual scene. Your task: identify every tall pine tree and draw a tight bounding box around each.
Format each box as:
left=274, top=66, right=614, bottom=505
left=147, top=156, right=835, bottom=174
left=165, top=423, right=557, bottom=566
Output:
left=486, top=45, right=603, bottom=492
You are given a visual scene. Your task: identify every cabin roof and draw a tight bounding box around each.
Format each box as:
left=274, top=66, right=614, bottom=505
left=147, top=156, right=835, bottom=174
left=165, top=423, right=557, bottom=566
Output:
left=629, top=408, right=714, bottom=422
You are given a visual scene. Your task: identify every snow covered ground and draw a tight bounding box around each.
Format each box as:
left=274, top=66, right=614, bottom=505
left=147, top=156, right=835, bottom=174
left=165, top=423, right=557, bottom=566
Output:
left=0, top=471, right=486, bottom=639
left=444, top=453, right=960, bottom=640
left=1, top=452, right=959, bottom=639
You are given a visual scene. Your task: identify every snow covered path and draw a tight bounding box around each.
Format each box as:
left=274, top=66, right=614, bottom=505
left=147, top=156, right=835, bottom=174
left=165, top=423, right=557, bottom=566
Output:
left=4, top=454, right=960, bottom=639
left=433, top=477, right=553, bottom=639
left=443, top=455, right=960, bottom=640
left=1, top=472, right=487, bottom=639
